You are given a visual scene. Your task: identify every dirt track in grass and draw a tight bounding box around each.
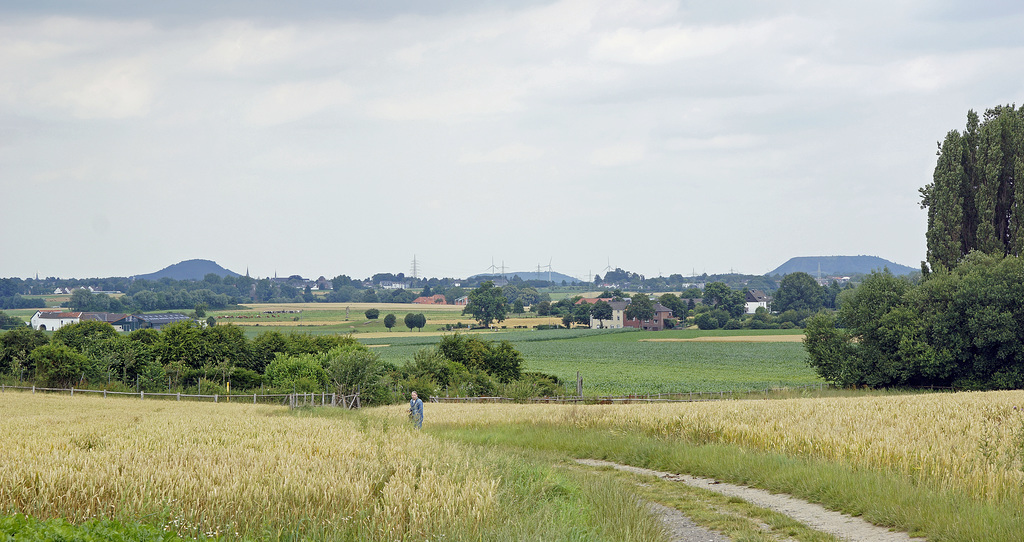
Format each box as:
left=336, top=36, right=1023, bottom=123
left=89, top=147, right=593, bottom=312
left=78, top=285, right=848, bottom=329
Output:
left=577, top=459, right=925, bottom=542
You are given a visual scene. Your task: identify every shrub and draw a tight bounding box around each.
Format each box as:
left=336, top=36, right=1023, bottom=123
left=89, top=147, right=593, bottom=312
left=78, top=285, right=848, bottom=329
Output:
left=364, top=308, right=380, bottom=319
left=264, top=352, right=329, bottom=391
left=31, top=344, right=94, bottom=387
left=694, top=312, right=718, bottom=330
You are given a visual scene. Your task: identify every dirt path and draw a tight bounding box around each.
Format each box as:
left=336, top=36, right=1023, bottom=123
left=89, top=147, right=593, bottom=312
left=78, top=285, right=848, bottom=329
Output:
left=577, top=459, right=926, bottom=542
left=645, top=501, right=729, bottom=542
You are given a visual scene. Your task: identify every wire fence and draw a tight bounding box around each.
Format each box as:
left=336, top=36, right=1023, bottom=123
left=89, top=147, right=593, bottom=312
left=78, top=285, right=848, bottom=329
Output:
left=0, top=383, right=360, bottom=409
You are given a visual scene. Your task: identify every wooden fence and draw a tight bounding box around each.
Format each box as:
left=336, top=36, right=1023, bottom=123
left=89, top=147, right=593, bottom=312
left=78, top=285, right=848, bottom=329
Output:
left=0, top=384, right=360, bottom=409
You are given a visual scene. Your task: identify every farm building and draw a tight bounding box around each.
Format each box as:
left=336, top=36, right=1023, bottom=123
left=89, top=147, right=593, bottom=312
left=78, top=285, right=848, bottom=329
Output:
left=453, top=296, right=469, bottom=305
left=134, top=313, right=192, bottom=330
left=30, top=310, right=82, bottom=331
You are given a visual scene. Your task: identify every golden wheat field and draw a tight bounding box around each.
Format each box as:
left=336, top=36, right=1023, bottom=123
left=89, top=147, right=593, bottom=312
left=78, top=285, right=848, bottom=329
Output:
left=0, top=394, right=506, bottom=540
left=400, top=391, right=1024, bottom=503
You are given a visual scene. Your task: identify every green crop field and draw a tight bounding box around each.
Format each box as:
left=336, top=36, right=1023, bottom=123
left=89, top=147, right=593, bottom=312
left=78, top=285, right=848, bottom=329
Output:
left=363, top=328, right=820, bottom=395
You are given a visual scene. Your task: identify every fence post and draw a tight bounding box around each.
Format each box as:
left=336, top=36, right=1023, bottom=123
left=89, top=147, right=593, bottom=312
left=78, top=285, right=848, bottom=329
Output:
left=103, top=390, right=107, bottom=398
left=177, top=392, right=180, bottom=401
left=32, top=385, right=35, bottom=394
left=71, top=387, right=74, bottom=397
left=215, top=394, right=218, bottom=403
left=140, top=391, right=144, bottom=400
left=254, top=393, right=257, bottom=404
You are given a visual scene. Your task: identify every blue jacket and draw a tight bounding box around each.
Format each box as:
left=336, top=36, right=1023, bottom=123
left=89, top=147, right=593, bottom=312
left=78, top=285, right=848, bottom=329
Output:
left=410, top=397, right=423, bottom=418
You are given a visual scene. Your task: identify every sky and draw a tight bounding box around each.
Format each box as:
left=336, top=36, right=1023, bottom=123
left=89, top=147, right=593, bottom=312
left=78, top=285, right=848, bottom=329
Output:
left=2, top=0, right=1022, bottom=282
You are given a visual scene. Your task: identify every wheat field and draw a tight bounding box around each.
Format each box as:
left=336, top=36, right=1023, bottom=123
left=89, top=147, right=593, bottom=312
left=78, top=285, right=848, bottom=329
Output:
left=0, top=394, right=506, bottom=540
left=400, top=391, right=1024, bottom=503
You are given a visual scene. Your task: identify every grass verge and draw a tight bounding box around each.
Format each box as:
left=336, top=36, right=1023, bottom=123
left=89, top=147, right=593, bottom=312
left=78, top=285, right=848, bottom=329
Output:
left=424, top=422, right=1024, bottom=541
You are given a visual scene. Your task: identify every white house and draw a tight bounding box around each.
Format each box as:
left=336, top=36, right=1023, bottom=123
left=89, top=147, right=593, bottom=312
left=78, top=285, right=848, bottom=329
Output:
left=745, top=290, right=770, bottom=314
left=31, top=310, right=82, bottom=331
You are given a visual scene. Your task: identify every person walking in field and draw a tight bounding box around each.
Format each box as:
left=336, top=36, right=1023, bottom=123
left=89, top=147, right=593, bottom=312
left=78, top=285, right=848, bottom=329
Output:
left=409, top=391, right=423, bottom=429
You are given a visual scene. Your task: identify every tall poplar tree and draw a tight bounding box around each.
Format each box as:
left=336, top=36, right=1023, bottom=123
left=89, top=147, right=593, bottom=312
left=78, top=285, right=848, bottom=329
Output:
left=922, top=105, right=1024, bottom=270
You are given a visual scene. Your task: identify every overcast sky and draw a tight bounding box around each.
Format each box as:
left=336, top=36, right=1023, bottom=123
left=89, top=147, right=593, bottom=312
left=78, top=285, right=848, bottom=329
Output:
left=2, top=0, right=1021, bottom=281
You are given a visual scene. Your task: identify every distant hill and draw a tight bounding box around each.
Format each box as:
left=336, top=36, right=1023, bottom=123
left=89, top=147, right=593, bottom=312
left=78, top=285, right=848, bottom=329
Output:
left=769, top=256, right=917, bottom=277
left=469, top=270, right=581, bottom=284
left=133, top=259, right=241, bottom=281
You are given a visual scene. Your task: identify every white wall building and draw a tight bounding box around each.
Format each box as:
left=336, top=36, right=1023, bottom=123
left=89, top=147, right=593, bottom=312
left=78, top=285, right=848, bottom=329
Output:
left=30, top=310, right=82, bottom=331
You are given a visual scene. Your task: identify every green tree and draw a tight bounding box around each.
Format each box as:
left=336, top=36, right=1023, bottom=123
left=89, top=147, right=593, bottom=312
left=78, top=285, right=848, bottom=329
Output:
left=701, top=282, right=745, bottom=317
left=0, top=326, right=49, bottom=375
left=803, top=312, right=852, bottom=385
left=694, top=312, right=718, bottom=330
left=31, top=344, right=93, bottom=387
left=920, top=106, right=1024, bottom=270
left=383, top=313, right=397, bottom=331
left=804, top=270, right=932, bottom=387
left=772, top=272, right=825, bottom=313
left=364, top=308, right=380, bottom=319
left=264, top=352, right=329, bottom=392
left=462, top=281, right=508, bottom=327
left=658, top=293, right=687, bottom=319
left=52, top=321, right=118, bottom=353
left=624, top=293, right=655, bottom=324
left=572, top=303, right=592, bottom=326
left=68, top=288, right=94, bottom=312
left=435, top=334, right=522, bottom=383
left=591, top=300, right=613, bottom=321
left=534, top=300, right=551, bottom=316
left=0, top=311, right=24, bottom=330
left=325, top=344, right=390, bottom=405
left=512, top=299, right=525, bottom=314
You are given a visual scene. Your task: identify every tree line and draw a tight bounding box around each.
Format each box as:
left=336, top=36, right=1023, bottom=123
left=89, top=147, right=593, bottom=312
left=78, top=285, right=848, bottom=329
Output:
left=806, top=104, right=1024, bottom=390
left=0, top=319, right=558, bottom=404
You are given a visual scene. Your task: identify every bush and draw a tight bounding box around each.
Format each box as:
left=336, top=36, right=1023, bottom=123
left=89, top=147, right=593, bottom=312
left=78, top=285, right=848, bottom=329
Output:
left=326, top=344, right=391, bottom=405
left=31, top=344, right=93, bottom=387
left=694, top=312, right=718, bottom=330
left=364, top=308, right=380, bottom=319
left=229, top=367, right=265, bottom=391
left=264, top=352, right=329, bottom=391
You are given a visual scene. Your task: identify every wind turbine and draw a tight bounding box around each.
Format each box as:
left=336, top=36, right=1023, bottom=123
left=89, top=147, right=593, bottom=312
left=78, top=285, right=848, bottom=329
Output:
left=545, top=258, right=553, bottom=285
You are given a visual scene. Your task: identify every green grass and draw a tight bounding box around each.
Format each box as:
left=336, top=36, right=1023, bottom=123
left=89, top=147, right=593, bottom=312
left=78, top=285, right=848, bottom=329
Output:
left=364, top=328, right=820, bottom=395
left=0, top=513, right=182, bottom=541
left=425, top=420, right=1024, bottom=542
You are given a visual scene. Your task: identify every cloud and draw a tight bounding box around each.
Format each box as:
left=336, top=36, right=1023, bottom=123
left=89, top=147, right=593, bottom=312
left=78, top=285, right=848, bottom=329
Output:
left=458, top=143, right=545, bottom=164
left=244, top=79, right=353, bottom=126
left=0, top=18, right=156, bottom=119
left=589, top=142, right=645, bottom=167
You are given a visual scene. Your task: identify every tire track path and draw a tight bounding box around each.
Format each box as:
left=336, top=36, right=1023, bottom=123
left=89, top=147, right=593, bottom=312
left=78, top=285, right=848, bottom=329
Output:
left=577, top=459, right=927, bottom=542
